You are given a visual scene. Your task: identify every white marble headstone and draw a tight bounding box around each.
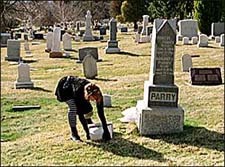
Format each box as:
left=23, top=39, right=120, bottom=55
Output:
left=15, top=63, right=34, bottom=88
left=62, top=32, right=72, bottom=50
left=51, top=27, right=61, bottom=52
left=46, top=31, right=53, bottom=51
left=141, top=15, right=149, bottom=36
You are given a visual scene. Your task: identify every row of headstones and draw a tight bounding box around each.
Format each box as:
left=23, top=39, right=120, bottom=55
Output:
left=13, top=62, right=112, bottom=107
left=46, top=17, right=121, bottom=58
left=180, top=33, right=224, bottom=47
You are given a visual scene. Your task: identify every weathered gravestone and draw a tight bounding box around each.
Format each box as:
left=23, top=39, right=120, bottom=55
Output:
left=141, top=15, right=149, bottom=36
left=77, top=47, right=101, bottom=63
left=135, top=19, right=184, bottom=135
left=15, top=62, right=34, bottom=89
left=83, top=10, right=94, bottom=41
left=5, top=39, right=22, bottom=61
left=215, top=36, right=220, bottom=43
left=182, top=37, right=189, bottom=45
left=177, top=19, right=198, bottom=40
left=103, top=94, right=112, bottom=107
left=82, top=54, right=98, bottom=79
left=181, top=54, right=192, bottom=72
left=45, top=31, right=53, bottom=52
left=62, top=32, right=73, bottom=51
left=50, top=27, right=63, bottom=58
left=190, top=68, right=222, bottom=85
left=191, top=36, right=198, bottom=44
left=24, top=40, right=31, bottom=54
left=197, top=34, right=208, bottom=47
left=105, top=18, right=120, bottom=54
left=210, top=22, right=224, bottom=39
left=220, top=34, right=224, bottom=47
left=1, top=33, right=11, bottom=47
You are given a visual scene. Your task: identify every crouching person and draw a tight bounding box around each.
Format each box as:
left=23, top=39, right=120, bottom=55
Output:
left=55, top=76, right=111, bottom=142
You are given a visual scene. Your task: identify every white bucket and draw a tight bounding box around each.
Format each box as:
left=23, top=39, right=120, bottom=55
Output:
left=88, top=122, right=113, bottom=141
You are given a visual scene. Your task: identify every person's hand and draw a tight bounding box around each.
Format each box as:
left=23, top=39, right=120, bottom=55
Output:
left=102, top=130, right=111, bottom=141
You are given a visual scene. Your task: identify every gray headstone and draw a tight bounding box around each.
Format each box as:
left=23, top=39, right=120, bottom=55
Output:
left=78, top=47, right=100, bottom=63
left=211, top=22, right=224, bottom=37
left=181, top=54, right=192, bottom=72
left=197, top=34, right=208, bottom=47
left=103, top=94, right=112, bottom=107
left=82, top=54, right=97, bottom=79
left=1, top=33, right=11, bottom=47
left=15, top=63, right=34, bottom=89
left=149, top=19, right=176, bottom=85
left=5, top=39, right=22, bottom=61
left=135, top=19, right=184, bottom=135
left=177, top=19, right=198, bottom=40
left=62, top=32, right=72, bottom=51
left=220, top=34, right=224, bottom=47
left=191, top=36, right=198, bottom=44
left=182, top=37, right=189, bottom=45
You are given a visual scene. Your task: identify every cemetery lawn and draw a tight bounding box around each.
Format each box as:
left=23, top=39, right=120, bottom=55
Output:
left=1, top=31, right=224, bottom=166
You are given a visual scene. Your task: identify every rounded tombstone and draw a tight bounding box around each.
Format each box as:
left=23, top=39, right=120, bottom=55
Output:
left=103, top=94, right=112, bottom=107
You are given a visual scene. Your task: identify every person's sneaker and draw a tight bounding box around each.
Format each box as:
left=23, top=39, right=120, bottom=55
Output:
left=70, top=135, right=82, bottom=142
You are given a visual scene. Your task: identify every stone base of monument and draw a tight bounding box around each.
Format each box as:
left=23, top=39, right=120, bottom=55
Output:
left=15, top=81, right=34, bottom=89
left=105, top=47, right=121, bottom=54
left=49, top=52, right=63, bottom=58
left=5, top=56, right=22, bottom=62
left=105, top=40, right=120, bottom=54
left=83, top=36, right=95, bottom=41
left=136, top=100, right=184, bottom=135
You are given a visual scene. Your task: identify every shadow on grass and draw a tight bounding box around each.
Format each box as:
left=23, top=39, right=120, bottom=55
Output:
left=91, top=77, right=118, bottom=82
left=20, top=87, right=52, bottom=92
left=118, top=51, right=150, bottom=57
left=149, top=125, right=224, bottom=152
left=22, top=59, right=38, bottom=63
left=86, top=132, right=165, bottom=162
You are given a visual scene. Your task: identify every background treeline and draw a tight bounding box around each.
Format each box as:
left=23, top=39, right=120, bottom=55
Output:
left=1, top=0, right=224, bottom=35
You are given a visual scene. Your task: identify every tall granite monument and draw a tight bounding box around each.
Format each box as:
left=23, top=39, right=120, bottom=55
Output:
left=105, top=18, right=120, bottom=54
left=136, top=19, right=184, bottom=135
